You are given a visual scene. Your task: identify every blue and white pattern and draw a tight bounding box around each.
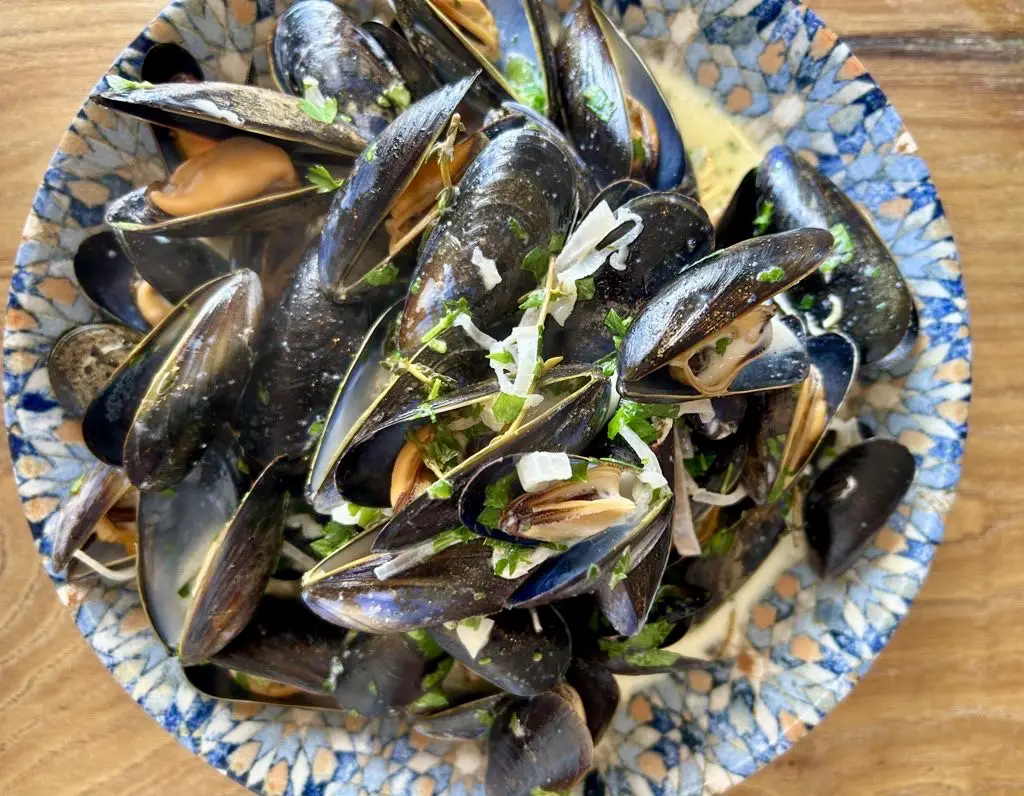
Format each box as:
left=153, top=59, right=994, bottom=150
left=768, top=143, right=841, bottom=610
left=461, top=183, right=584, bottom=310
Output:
left=4, top=0, right=970, bottom=793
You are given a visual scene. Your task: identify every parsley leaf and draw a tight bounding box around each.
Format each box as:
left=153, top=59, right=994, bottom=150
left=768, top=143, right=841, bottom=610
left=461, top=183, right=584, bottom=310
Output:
left=508, top=216, right=529, bottom=242
left=377, top=81, right=411, bottom=110
left=364, top=261, right=400, bottom=287
left=798, top=294, right=816, bottom=311
left=604, top=308, right=632, bottom=349
left=521, top=245, right=550, bottom=283
left=310, top=520, right=362, bottom=558
left=504, top=53, right=548, bottom=116
left=704, top=524, right=735, bottom=556
left=607, top=399, right=678, bottom=444
left=582, top=85, right=614, bottom=122
left=684, top=451, right=715, bottom=478
left=607, top=546, right=632, bottom=590
left=106, top=75, right=154, bottom=91
left=492, top=392, right=526, bottom=425
left=820, top=222, right=855, bottom=274
left=421, top=297, right=471, bottom=345
left=478, top=472, right=517, bottom=529
left=714, top=336, right=732, bottom=356
left=431, top=526, right=476, bottom=553
left=426, top=478, right=453, bottom=499
left=305, top=164, right=345, bottom=193
left=298, top=77, right=339, bottom=123
left=752, top=200, right=774, bottom=236
left=756, top=266, right=785, bottom=283
left=575, top=276, right=596, bottom=300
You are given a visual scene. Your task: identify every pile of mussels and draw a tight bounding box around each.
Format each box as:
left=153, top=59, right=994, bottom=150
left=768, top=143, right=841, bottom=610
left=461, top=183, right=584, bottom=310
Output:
left=48, top=0, right=918, bottom=791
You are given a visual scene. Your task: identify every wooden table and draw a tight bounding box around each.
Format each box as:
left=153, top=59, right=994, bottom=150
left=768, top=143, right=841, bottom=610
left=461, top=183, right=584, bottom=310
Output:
left=0, top=1, right=1021, bottom=793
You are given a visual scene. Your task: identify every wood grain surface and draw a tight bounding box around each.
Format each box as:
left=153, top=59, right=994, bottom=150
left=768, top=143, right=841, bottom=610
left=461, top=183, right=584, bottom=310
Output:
left=0, top=1, right=1021, bottom=794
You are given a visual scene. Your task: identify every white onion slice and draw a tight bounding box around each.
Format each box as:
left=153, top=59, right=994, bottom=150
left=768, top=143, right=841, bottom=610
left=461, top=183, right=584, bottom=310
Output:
left=617, top=424, right=668, bottom=489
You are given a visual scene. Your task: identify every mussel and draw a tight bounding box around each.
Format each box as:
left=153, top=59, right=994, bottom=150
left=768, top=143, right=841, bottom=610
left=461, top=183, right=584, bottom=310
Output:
left=556, top=0, right=691, bottom=191
left=48, top=323, right=141, bottom=417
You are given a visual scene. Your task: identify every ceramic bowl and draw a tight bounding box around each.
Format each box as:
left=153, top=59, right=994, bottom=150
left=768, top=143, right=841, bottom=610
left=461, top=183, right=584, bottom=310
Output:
left=5, top=0, right=970, bottom=793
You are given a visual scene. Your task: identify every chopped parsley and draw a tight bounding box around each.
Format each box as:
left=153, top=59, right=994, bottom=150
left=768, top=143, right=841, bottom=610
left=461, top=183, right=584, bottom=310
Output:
left=604, top=308, right=632, bottom=349
left=684, top=451, right=715, bottom=478
left=798, top=294, right=816, bottom=311
left=865, top=265, right=881, bottom=278
left=305, top=164, right=345, bottom=193
left=363, top=141, right=378, bottom=162
left=478, top=472, right=517, bottom=529
left=631, top=136, right=646, bottom=164
left=310, top=520, right=363, bottom=558
left=504, top=53, right=548, bottom=116
left=582, top=85, right=615, bottom=122
left=704, top=524, right=735, bottom=556
left=364, top=261, right=400, bottom=287
left=257, top=384, right=270, bottom=405
left=508, top=216, right=529, bottom=242
left=765, top=433, right=787, bottom=459
left=478, top=656, right=493, bottom=665
left=623, top=648, right=681, bottom=668
left=410, top=276, right=423, bottom=295
left=475, top=709, right=496, bottom=728
left=757, top=266, right=786, bottom=283
left=106, top=75, right=154, bottom=91
left=307, top=419, right=325, bottom=441
left=490, top=541, right=535, bottom=577
left=607, top=399, right=678, bottom=445
left=819, top=222, right=855, bottom=274
left=586, top=563, right=600, bottom=580
left=519, top=289, right=546, bottom=310
left=570, top=460, right=589, bottom=482
left=376, top=82, right=411, bottom=110
left=575, top=276, right=596, bottom=300
left=607, top=546, right=632, bottom=590
left=421, top=297, right=471, bottom=345
left=521, top=246, right=551, bottom=283
left=532, top=652, right=543, bottom=662
left=752, top=200, right=774, bottom=236
left=412, top=688, right=449, bottom=710
left=489, top=350, right=515, bottom=365
left=714, top=336, right=732, bottom=356
left=549, top=232, right=566, bottom=254
left=430, top=525, right=476, bottom=553
left=491, top=392, right=526, bottom=425
left=598, top=617, right=674, bottom=660
left=298, top=77, right=339, bottom=123
left=405, top=629, right=444, bottom=659
left=419, top=423, right=463, bottom=473
left=69, top=473, right=85, bottom=496
left=426, top=478, right=453, bottom=500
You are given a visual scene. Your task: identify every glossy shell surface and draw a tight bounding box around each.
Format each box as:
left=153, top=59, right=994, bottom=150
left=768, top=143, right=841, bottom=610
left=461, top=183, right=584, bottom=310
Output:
left=5, top=0, right=969, bottom=793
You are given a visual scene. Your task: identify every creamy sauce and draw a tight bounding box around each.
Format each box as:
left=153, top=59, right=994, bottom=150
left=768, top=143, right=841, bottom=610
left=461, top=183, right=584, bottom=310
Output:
left=615, top=531, right=809, bottom=701
left=648, top=63, right=764, bottom=221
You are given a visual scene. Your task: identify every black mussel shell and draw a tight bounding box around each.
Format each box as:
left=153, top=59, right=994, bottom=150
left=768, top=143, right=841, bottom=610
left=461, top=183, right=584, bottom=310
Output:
left=370, top=365, right=612, bottom=551
left=302, top=539, right=526, bottom=632
left=566, top=658, right=619, bottom=744
left=65, top=534, right=137, bottom=586
left=48, top=323, right=141, bottom=418
left=306, top=302, right=403, bottom=513
left=415, top=693, right=509, bottom=740
left=804, top=438, right=915, bottom=579
left=271, top=0, right=406, bottom=139
left=596, top=514, right=672, bottom=636
left=119, top=270, right=263, bottom=491
left=176, top=458, right=290, bottom=664
left=73, top=230, right=153, bottom=332
left=93, top=81, right=366, bottom=161
left=209, top=596, right=439, bottom=714
left=686, top=395, right=747, bottom=441
left=235, top=237, right=399, bottom=466
left=556, top=0, right=689, bottom=191
left=140, top=42, right=205, bottom=172
left=428, top=606, right=571, bottom=696
left=360, top=20, right=441, bottom=101
left=398, top=125, right=581, bottom=351
left=758, top=146, right=915, bottom=364
left=50, top=462, right=132, bottom=573
left=486, top=685, right=594, bottom=796
left=113, top=229, right=233, bottom=304
left=714, top=166, right=757, bottom=250
left=318, top=75, right=478, bottom=300
left=137, top=437, right=250, bottom=651
left=618, top=229, right=832, bottom=398
left=551, top=190, right=714, bottom=365
left=742, top=331, right=858, bottom=503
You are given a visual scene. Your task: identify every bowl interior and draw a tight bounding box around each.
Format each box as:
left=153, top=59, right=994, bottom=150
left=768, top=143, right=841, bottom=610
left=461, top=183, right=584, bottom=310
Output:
left=4, top=0, right=969, bottom=793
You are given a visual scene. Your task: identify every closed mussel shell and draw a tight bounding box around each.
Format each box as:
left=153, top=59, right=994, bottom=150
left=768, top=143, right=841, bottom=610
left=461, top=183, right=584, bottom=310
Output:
left=121, top=270, right=263, bottom=491
left=566, top=658, right=619, bottom=744
left=48, top=323, right=141, bottom=418
left=486, top=685, right=593, bottom=796
left=428, top=606, right=571, bottom=696
left=271, top=0, right=407, bottom=139
left=804, top=437, right=915, bottom=579
left=415, top=692, right=510, bottom=740
left=112, top=228, right=233, bottom=305
left=398, top=125, right=581, bottom=351
left=360, top=20, right=441, bottom=101
left=758, top=146, right=915, bottom=364
left=595, top=513, right=672, bottom=636
left=73, top=230, right=155, bottom=332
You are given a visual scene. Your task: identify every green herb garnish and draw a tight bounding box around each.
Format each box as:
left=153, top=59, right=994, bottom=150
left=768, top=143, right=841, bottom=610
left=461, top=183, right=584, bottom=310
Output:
left=752, top=200, right=774, bottom=236
left=405, top=629, right=445, bottom=659
left=492, top=392, right=526, bottom=425
left=305, top=164, right=345, bottom=193
left=607, top=399, right=678, bottom=445
left=714, top=336, right=732, bottom=356
left=508, top=216, right=529, bottom=242
left=757, top=266, right=786, bottom=283
left=364, top=261, right=399, bottom=287
left=521, top=246, right=550, bottom=283
left=478, top=472, right=517, bottom=529
left=377, top=82, right=412, bottom=110
left=798, top=294, right=816, bottom=311
left=819, top=222, right=855, bottom=274
left=298, top=77, right=339, bottom=123
left=431, top=526, right=476, bottom=553
left=421, top=297, right=471, bottom=345
left=582, top=85, right=615, bottom=122
left=705, top=524, right=735, bottom=556
left=575, top=276, right=596, bottom=301
left=106, top=75, right=154, bottom=91
left=684, top=451, right=716, bottom=478
left=505, top=54, right=548, bottom=115
left=426, top=479, right=453, bottom=500
left=604, top=308, right=632, bottom=349
left=607, top=546, right=632, bottom=590
left=363, top=141, right=378, bottom=162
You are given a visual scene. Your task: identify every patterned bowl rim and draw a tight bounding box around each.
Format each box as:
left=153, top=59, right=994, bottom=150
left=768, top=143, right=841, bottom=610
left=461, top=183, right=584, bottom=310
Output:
left=4, top=0, right=970, bottom=793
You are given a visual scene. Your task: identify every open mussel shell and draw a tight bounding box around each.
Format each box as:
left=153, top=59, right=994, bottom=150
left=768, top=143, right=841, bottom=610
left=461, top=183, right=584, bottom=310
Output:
left=139, top=42, right=205, bottom=173
left=742, top=331, right=858, bottom=503
left=112, top=229, right=233, bottom=305
left=556, top=0, right=690, bottom=191
left=306, top=302, right=403, bottom=512
left=618, top=229, right=833, bottom=400
left=551, top=190, right=714, bottom=365
left=137, top=436, right=249, bottom=651
left=361, top=20, right=441, bottom=101
left=106, top=182, right=332, bottom=239
left=399, top=0, right=559, bottom=119
left=804, top=438, right=915, bottom=579
left=370, top=364, right=612, bottom=551
left=428, top=606, right=571, bottom=696
left=48, top=323, right=141, bottom=417
left=415, top=692, right=509, bottom=740
left=175, top=457, right=289, bottom=663
left=202, top=596, right=440, bottom=714
left=687, top=394, right=747, bottom=441
left=596, top=512, right=672, bottom=636
left=50, top=463, right=132, bottom=573
left=73, top=230, right=157, bottom=332
left=486, top=685, right=594, bottom=796
left=318, top=75, right=479, bottom=301
left=302, top=538, right=526, bottom=632
left=271, top=0, right=406, bottom=139
left=82, top=272, right=250, bottom=469
left=508, top=481, right=672, bottom=609
left=714, top=166, right=757, bottom=250
left=235, top=236, right=397, bottom=466
left=758, top=146, right=915, bottom=364
left=398, top=125, right=582, bottom=351
left=93, top=80, right=366, bottom=161
left=66, top=534, right=137, bottom=586
left=118, top=270, right=263, bottom=491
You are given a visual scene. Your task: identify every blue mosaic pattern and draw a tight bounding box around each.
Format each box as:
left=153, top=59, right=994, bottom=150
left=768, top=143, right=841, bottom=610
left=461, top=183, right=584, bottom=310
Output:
left=4, top=0, right=970, bottom=793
